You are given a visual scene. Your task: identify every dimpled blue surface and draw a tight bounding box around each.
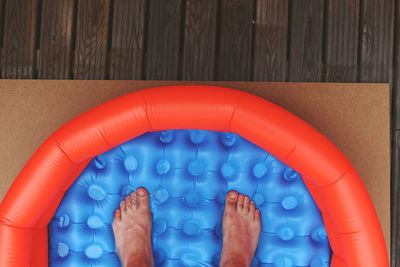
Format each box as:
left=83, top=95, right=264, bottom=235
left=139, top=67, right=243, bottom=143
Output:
left=50, top=130, right=331, bottom=267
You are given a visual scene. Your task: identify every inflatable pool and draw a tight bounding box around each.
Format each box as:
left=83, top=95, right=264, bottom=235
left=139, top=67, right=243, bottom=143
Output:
left=0, top=86, right=388, bottom=266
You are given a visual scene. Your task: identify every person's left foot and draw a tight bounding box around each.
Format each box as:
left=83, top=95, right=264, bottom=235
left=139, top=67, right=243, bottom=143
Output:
left=112, top=188, right=153, bottom=267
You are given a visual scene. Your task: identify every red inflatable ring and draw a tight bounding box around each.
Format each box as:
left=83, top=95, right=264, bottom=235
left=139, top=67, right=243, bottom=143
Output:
left=0, top=85, right=388, bottom=266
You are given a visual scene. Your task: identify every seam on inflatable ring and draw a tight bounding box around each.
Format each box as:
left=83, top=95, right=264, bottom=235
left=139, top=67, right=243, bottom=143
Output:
left=0, top=221, right=32, bottom=230
left=283, top=141, right=298, bottom=160
left=229, top=104, right=238, bottom=131
left=144, top=102, right=153, bottom=130
left=337, top=230, right=361, bottom=235
left=53, top=140, right=74, bottom=163
left=320, top=171, right=348, bottom=188
left=98, top=128, right=112, bottom=148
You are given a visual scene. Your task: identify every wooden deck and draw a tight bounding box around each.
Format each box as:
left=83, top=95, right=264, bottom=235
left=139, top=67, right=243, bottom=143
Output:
left=0, top=0, right=397, bottom=264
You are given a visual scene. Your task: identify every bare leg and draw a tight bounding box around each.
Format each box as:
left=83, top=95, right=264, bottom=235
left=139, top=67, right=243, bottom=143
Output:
left=220, top=191, right=262, bottom=267
left=112, top=188, right=153, bottom=267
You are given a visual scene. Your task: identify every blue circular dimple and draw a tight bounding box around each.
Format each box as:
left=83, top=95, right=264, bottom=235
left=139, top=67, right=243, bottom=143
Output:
left=183, top=220, right=201, bottom=236
left=311, top=227, right=327, bottom=242
left=189, top=130, right=206, bottom=144
left=253, top=193, right=265, bottom=206
left=274, top=257, right=293, bottom=267
left=87, top=215, right=105, bottom=229
left=156, top=159, right=170, bottom=175
left=278, top=227, right=295, bottom=241
left=282, top=196, right=298, bottom=210
left=88, top=185, right=107, bottom=201
left=124, top=156, right=138, bottom=172
left=184, top=190, right=203, bottom=206
left=283, top=168, right=298, bottom=181
left=187, top=160, right=204, bottom=176
left=85, top=244, right=103, bottom=259
left=159, top=130, right=174, bottom=143
left=222, top=132, right=236, bottom=147
left=57, top=242, right=69, bottom=258
left=253, top=162, right=268, bottom=178
left=94, top=156, right=106, bottom=169
left=221, top=162, right=236, bottom=179
left=154, top=219, right=167, bottom=234
left=154, top=187, right=169, bottom=204
left=59, top=214, right=69, bottom=228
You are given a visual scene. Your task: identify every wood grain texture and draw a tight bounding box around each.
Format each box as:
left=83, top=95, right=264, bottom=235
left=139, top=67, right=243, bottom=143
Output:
left=325, top=0, right=359, bottom=82
left=217, top=0, right=254, bottom=81
left=1, top=0, right=38, bottom=78
left=288, top=0, right=324, bottom=81
left=38, top=0, right=74, bottom=79
left=145, top=0, right=182, bottom=80
left=359, top=0, right=394, bottom=82
left=253, top=0, right=288, bottom=81
left=74, top=0, right=110, bottom=80
left=182, top=0, right=218, bottom=80
left=110, top=0, right=145, bottom=80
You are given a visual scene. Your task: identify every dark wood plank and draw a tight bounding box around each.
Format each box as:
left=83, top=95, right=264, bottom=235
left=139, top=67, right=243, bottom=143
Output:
left=392, top=130, right=400, bottom=267
left=145, top=0, right=182, bottom=80
left=38, top=0, right=74, bottom=79
left=109, top=0, right=145, bottom=80
left=359, top=0, right=394, bottom=82
left=182, top=0, right=218, bottom=80
left=324, top=0, right=359, bottom=82
left=217, top=0, right=254, bottom=81
left=0, top=0, right=5, bottom=43
left=74, top=0, right=110, bottom=80
left=1, top=0, right=38, bottom=78
left=253, top=0, right=288, bottom=81
left=288, top=0, right=324, bottom=81
left=392, top=0, right=400, bottom=130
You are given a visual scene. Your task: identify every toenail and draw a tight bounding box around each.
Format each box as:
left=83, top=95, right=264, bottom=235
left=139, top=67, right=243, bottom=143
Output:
left=138, top=189, right=146, bottom=196
left=229, top=192, right=236, bottom=199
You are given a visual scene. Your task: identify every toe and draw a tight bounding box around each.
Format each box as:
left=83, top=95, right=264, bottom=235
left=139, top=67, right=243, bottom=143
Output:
left=137, top=187, right=150, bottom=209
left=114, top=209, right=121, bottom=221
left=237, top=194, right=245, bottom=209
left=243, top=195, right=250, bottom=212
left=250, top=201, right=256, bottom=214
left=225, top=190, right=238, bottom=210
left=131, top=192, right=137, bottom=206
left=125, top=195, right=133, bottom=208
left=120, top=199, right=126, bottom=212
left=255, top=209, right=261, bottom=221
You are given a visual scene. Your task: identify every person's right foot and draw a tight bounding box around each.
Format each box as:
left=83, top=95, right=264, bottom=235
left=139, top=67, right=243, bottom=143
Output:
left=220, top=191, right=262, bottom=267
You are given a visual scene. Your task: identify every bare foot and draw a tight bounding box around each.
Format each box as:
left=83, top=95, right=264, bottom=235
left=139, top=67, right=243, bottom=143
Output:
left=112, top=188, right=153, bottom=267
left=220, top=191, right=262, bottom=267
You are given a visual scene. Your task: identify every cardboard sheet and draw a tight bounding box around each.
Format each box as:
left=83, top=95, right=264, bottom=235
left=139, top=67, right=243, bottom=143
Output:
left=0, top=80, right=390, bottom=249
